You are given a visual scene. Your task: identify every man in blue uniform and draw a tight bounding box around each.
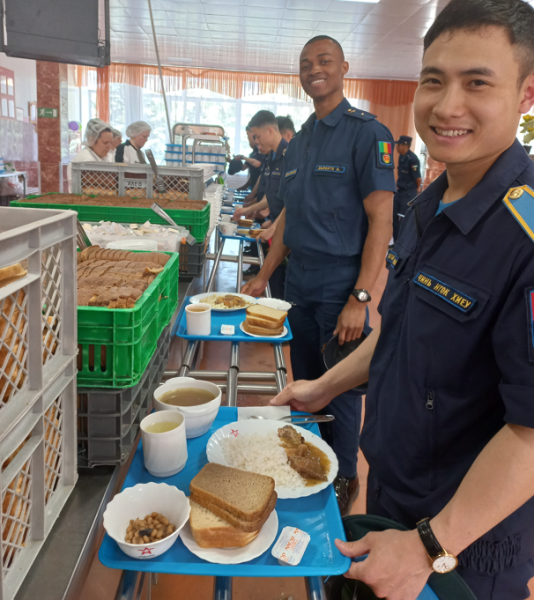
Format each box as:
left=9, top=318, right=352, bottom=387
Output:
left=271, top=1, right=534, bottom=598
left=393, top=135, right=422, bottom=241
left=235, top=127, right=265, bottom=201
left=242, top=35, right=396, bottom=515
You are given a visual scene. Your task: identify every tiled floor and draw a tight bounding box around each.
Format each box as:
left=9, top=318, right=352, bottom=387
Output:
left=79, top=251, right=534, bottom=599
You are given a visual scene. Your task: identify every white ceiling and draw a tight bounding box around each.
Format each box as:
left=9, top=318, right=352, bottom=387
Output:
left=109, top=0, right=453, bottom=80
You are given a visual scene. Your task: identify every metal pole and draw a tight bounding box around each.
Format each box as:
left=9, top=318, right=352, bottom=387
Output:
left=236, top=239, right=243, bottom=292
left=206, top=238, right=225, bottom=293
left=178, top=340, right=199, bottom=377
left=226, top=343, right=240, bottom=407
left=257, top=241, right=272, bottom=298
left=114, top=571, right=142, bottom=600
left=305, top=576, right=327, bottom=600
left=213, top=577, right=232, bottom=600
left=184, top=370, right=277, bottom=381
left=205, top=253, right=260, bottom=266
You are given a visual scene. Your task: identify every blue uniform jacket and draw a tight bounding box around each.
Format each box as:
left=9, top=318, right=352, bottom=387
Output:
left=278, top=98, right=396, bottom=260
left=362, top=139, right=534, bottom=571
left=259, top=137, right=289, bottom=222
left=396, top=149, right=421, bottom=194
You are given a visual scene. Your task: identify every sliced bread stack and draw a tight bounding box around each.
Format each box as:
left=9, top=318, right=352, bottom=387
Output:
left=189, top=463, right=277, bottom=548
left=243, top=305, right=287, bottom=337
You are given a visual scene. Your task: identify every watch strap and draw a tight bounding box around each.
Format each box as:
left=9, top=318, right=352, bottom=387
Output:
left=416, top=518, right=444, bottom=559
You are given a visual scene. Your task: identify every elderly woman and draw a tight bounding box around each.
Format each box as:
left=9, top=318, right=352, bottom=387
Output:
left=67, top=118, right=113, bottom=191
left=115, top=121, right=151, bottom=164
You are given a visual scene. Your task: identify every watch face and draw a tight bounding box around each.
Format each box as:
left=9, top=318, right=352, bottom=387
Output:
left=432, top=554, right=458, bottom=574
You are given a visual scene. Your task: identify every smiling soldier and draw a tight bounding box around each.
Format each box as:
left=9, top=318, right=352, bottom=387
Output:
left=270, top=1, right=534, bottom=598
left=242, top=35, right=396, bottom=516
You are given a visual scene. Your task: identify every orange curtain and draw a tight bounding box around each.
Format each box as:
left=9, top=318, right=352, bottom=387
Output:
left=79, top=64, right=417, bottom=140
left=96, top=66, right=110, bottom=124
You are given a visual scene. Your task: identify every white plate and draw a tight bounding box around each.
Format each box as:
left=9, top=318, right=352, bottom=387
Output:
left=256, top=298, right=292, bottom=312
left=206, top=420, right=338, bottom=499
left=180, top=509, right=278, bottom=564
left=239, top=322, right=288, bottom=339
left=189, top=293, right=255, bottom=311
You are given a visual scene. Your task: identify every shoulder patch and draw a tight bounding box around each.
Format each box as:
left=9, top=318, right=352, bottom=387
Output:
left=345, top=108, right=377, bottom=121
left=502, top=185, right=534, bottom=242
left=377, top=141, right=394, bottom=168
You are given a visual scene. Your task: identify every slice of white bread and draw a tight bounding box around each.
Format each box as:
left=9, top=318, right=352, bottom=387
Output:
left=189, top=500, right=260, bottom=548
left=190, top=490, right=277, bottom=532
left=190, top=463, right=275, bottom=522
left=246, top=304, right=287, bottom=325
left=246, top=315, right=285, bottom=330
left=242, top=321, right=284, bottom=337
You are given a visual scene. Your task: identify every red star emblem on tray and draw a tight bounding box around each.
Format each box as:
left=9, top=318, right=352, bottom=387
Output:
left=230, top=429, right=239, bottom=438
left=140, top=547, right=153, bottom=556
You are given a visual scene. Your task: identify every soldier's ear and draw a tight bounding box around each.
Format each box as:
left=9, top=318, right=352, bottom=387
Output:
left=341, top=61, right=349, bottom=76
left=519, top=73, right=534, bottom=114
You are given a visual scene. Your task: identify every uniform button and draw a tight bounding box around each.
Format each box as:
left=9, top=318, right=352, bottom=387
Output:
left=509, top=188, right=524, bottom=199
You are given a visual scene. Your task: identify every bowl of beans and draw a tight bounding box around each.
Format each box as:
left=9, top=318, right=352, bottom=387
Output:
left=103, top=482, right=190, bottom=559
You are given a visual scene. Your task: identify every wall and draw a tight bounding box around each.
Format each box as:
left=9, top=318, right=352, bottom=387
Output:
left=0, top=54, right=39, bottom=188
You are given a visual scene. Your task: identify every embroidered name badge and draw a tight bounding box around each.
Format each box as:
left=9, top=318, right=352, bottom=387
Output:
left=386, top=250, right=400, bottom=270
left=315, top=165, right=346, bottom=174
left=378, top=141, right=393, bottom=166
left=285, top=169, right=297, bottom=179
left=264, top=168, right=271, bottom=176
left=271, top=169, right=281, bottom=178
left=527, top=289, right=534, bottom=362
left=413, top=271, right=476, bottom=313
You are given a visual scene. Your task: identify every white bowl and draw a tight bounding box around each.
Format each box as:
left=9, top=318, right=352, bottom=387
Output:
left=256, top=297, right=292, bottom=312
left=103, top=482, right=190, bottom=559
left=154, top=377, right=221, bottom=438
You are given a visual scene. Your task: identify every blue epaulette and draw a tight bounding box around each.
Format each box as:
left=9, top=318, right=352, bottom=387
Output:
left=345, top=108, right=377, bottom=121
left=502, top=185, right=534, bottom=242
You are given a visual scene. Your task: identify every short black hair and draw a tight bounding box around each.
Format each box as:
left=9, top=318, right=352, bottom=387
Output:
left=276, top=115, right=295, bottom=135
left=248, top=110, right=278, bottom=130
left=424, top=0, right=534, bottom=83
left=304, top=35, right=345, bottom=61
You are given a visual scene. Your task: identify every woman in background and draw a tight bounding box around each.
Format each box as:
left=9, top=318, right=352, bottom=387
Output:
left=115, top=121, right=151, bottom=164
left=108, top=127, right=123, bottom=161
left=67, top=118, right=113, bottom=191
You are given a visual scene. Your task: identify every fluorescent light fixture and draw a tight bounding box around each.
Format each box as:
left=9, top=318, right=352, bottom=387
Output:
left=335, top=0, right=380, bottom=3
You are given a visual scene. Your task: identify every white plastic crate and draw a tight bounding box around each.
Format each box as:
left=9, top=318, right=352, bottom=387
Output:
left=70, top=163, right=206, bottom=201
left=0, top=206, right=78, bottom=600
left=0, top=361, right=76, bottom=600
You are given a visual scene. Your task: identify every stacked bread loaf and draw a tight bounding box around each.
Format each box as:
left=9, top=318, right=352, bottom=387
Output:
left=77, top=246, right=169, bottom=308
left=189, top=463, right=277, bottom=548
left=243, top=305, right=287, bottom=337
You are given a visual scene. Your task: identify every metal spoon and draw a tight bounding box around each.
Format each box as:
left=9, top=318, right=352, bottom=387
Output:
left=247, top=414, right=335, bottom=424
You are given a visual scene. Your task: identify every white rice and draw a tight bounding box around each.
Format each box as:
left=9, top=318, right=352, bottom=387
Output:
left=220, top=431, right=306, bottom=488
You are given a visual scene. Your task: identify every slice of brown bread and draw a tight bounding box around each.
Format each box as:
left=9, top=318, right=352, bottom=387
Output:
left=246, top=304, right=287, bottom=325
left=246, top=315, right=285, bottom=330
left=190, top=490, right=277, bottom=532
left=189, top=463, right=275, bottom=522
left=242, top=321, right=284, bottom=337
left=189, top=500, right=261, bottom=548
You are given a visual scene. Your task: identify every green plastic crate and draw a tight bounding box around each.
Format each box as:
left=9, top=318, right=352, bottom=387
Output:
left=77, top=251, right=179, bottom=388
left=12, top=193, right=210, bottom=241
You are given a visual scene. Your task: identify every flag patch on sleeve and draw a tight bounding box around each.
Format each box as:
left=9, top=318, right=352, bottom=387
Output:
left=378, top=141, right=394, bottom=168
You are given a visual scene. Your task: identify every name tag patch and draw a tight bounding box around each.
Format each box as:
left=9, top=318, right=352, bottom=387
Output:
left=285, top=169, right=297, bottom=179
left=386, top=250, right=400, bottom=270
left=315, top=165, right=346, bottom=174
left=413, top=271, right=476, bottom=313
left=271, top=169, right=281, bottom=178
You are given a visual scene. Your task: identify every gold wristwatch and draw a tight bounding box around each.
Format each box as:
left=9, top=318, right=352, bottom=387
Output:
left=416, top=518, right=458, bottom=574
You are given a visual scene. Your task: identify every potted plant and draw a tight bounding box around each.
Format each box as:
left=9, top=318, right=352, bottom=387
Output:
left=519, top=114, right=534, bottom=154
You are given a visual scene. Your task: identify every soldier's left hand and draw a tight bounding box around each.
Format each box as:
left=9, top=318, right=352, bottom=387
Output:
left=334, top=299, right=366, bottom=344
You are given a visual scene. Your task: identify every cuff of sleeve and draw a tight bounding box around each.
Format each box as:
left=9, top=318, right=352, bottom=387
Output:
left=500, top=383, right=534, bottom=428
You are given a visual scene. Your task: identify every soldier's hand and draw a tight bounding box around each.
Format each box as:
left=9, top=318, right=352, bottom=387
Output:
left=232, top=207, right=246, bottom=221
left=259, top=227, right=275, bottom=242
left=241, top=276, right=268, bottom=297
left=270, top=380, right=331, bottom=413
left=334, top=299, right=366, bottom=345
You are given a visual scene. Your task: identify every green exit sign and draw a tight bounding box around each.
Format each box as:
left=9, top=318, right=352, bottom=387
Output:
left=38, top=107, right=58, bottom=118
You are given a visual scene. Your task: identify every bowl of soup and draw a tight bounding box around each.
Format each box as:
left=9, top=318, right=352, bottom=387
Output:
left=153, top=377, right=221, bottom=438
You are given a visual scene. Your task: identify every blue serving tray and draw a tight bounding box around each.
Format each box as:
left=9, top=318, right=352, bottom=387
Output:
left=98, top=407, right=351, bottom=577
left=176, top=298, right=293, bottom=343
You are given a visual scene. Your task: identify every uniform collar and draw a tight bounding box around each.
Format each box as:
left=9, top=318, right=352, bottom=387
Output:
left=414, top=139, right=533, bottom=235
left=304, top=98, right=351, bottom=131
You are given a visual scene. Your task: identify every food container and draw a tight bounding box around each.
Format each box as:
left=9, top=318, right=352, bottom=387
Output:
left=153, top=377, right=221, bottom=438
left=140, top=410, right=188, bottom=477
left=103, top=482, right=190, bottom=559
left=219, top=222, right=237, bottom=236
left=271, top=526, right=311, bottom=566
